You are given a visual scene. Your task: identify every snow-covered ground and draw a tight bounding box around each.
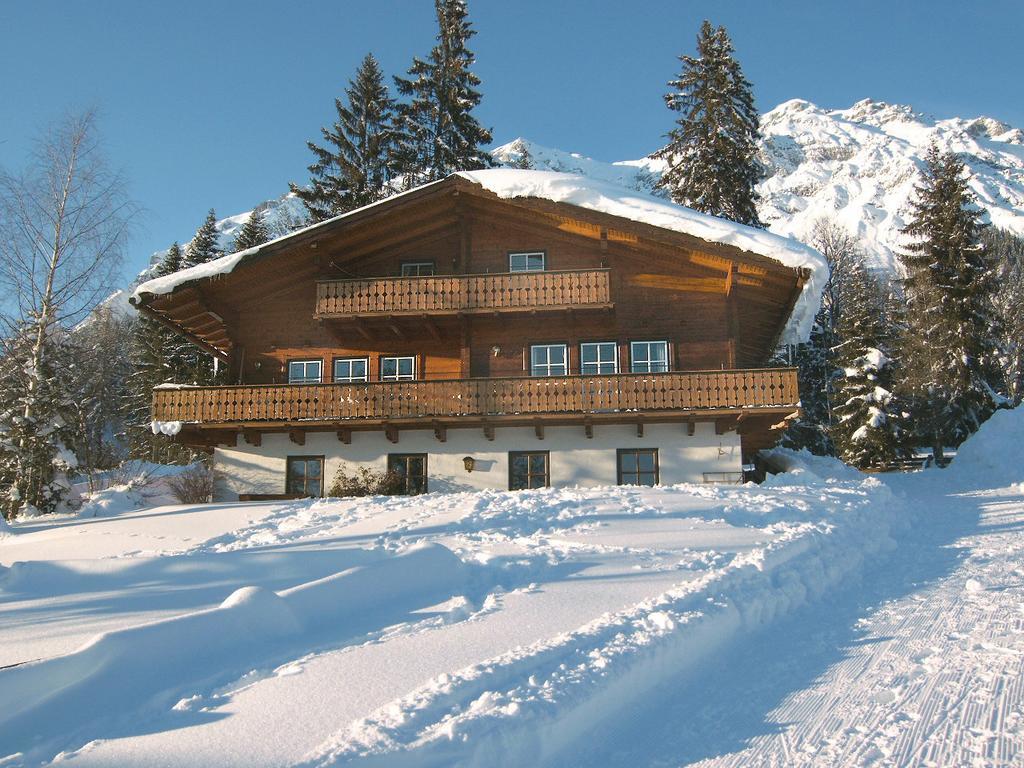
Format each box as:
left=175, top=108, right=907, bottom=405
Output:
left=1, top=410, right=1022, bottom=767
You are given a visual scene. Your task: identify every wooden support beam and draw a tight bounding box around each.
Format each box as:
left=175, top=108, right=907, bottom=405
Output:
left=289, top=429, right=305, bottom=445
left=715, top=417, right=739, bottom=435
left=534, top=420, right=544, bottom=440
left=584, top=418, right=593, bottom=439
left=337, top=428, right=352, bottom=444
left=421, top=315, right=442, bottom=341
left=243, top=429, right=262, bottom=447
left=433, top=422, right=447, bottom=443
left=636, top=421, right=644, bottom=438
left=686, top=420, right=696, bottom=436
left=388, top=323, right=405, bottom=339
left=459, top=316, right=472, bottom=378
left=482, top=422, right=494, bottom=441
left=385, top=424, right=399, bottom=444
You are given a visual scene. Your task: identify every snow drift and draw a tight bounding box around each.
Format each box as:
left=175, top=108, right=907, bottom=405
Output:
left=950, top=406, right=1024, bottom=488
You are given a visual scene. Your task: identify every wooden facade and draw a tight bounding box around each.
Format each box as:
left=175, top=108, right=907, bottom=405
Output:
left=132, top=174, right=807, bottom=466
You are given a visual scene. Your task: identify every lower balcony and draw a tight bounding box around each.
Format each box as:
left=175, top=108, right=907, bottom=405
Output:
left=152, top=369, right=799, bottom=437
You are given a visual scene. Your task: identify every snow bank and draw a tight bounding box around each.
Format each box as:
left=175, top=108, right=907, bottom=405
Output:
left=951, top=406, right=1024, bottom=488
left=759, top=446, right=866, bottom=486
left=458, top=169, right=827, bottom=344
left=0, top=543, right=468, bottom=755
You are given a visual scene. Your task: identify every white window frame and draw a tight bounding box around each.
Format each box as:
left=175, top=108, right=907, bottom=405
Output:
left=509, top=251, right=546, bottom=273
left=400, top=261, right=436, bottom=277
left=333, top=357, right=369, bottom=383
left=580, top=341, right=619, bottom=375
left=288, top=359, right=323, bottom=384
left=630, top=341, right=670, bottom=374
left=530, top=343, right=568, bottom=377
left=380, top=355, right=416, bottom=381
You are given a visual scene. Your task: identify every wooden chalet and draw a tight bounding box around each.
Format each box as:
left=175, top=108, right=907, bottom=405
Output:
left=131, top=170, right=817, bottom=497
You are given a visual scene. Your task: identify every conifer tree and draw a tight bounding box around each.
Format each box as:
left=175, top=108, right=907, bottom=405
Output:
left=181, top=209, right=223, bottom=269
left=830, top=261, right=909, bottom=468
left=232, top=208, right=271, bottom=252
left=291, top=53, right=399, bottom=222
left=654, top=20, right=762, bottom=227
left=899, top=146, right=1003, bottom=463
left=393, top=0, right=492, bottom=185
left=984, top=228, right=1024, bottom=405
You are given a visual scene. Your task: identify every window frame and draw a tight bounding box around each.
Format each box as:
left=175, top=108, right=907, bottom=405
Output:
left=579, top=341, right=619, bottom=375
left=286, top=455, right=325, bottom=497
left=387, top=453, right=428, bottom=495
left=287, top=358, right=323, bottom=384
left=380, top=355, right=417, bottom=382
left=399, top=260, right=436, bottom=277
left=629, top=340, right=671, bottom=374
left=529, top=343, right=569, bottom=377
left=508, top=451, right=551, bottom=491
left=616, top=448, right=660, bottom=487
left=332, top=356, right=369, bottom=383
left=508, top=251, right=546, bottom=273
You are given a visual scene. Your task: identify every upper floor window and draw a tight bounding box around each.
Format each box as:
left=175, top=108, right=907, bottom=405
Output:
left=630, top=341, right=669, bottom=374
left=530, top=343, right=568, bottom=377
left=580, top=341, right=618, bottom=375
left=400, top=261, right=435, bottom=277
left=288, top=359, right=322, bottom=384
left=509, top=251, right=545, bottom=273
left=381, top=355, right=416, bottom=381
left=333, top=357, right=368, bottom=383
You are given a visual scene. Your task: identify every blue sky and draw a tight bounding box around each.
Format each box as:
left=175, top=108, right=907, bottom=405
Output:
left=2, top=1, right=1023, bottom=283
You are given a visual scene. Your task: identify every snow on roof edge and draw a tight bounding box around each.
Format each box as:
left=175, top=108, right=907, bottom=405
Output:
left=457, top=169, right=826, bottom=345
left=132, top=169, right=826, bottom=345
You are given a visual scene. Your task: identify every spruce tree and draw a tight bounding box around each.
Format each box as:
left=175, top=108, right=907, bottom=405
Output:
left=393, top=0, right=493, bottom=185
left=830, top=261, right=909, bottom=468
left=232, top=208, right=271, bottom=252
left=290, top=53, right=398, bottom=222
left=653, top=20, right=762, bottom=227
left=899, top=146, right=1003, bottom=463
left=984, top=228, right=1024, bottom=405
left=181, top=209, right=223, bottom=269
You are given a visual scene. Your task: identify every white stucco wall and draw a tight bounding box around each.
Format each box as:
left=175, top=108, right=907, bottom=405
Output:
left=212, top=422, right=742, bottom=499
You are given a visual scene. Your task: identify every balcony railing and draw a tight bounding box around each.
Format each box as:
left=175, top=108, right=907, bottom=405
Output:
left=315, top=269, right=612, bottom=318
left=152, top=368, right=799, bottom=426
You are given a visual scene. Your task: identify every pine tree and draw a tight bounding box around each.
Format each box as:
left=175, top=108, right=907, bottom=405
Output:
left=830, top=261, right=909, bottom=468
left=290, top=53, right=398, bottom=222
left=232, top=208, right=271, bottom=252
left=984, top=228, right=1024, bottom=405
left=899, top=146, right=1004, bottom=463
left=653, top=20, right=762, bottom=227
left=393, top=0, right=493, bottom=185
left=181, top=209, right=223, bottom=269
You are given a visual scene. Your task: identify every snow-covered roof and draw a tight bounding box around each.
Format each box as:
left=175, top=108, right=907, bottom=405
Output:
left=132, top=169, right=827, bottom=344
left=457, top=169, right=827, bottom=344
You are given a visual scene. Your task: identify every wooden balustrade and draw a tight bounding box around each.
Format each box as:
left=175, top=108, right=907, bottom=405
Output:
left=315, top=269, right=612, bottom=317
left=152, top=368, right=799, bottom=426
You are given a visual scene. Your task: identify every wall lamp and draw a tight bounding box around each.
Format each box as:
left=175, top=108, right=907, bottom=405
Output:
left=463, top=456, right=476, bottom=473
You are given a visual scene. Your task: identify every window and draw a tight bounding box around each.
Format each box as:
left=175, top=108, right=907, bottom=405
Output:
left=509, top=452, right=550, bottom=490
left=400, top=261, right=435, bottom=277
left=288, top=359, right=323, bottom=384
left=630, top=341, right=669, bottom=374
left=530, top=344, right=568, bottom=377
left=333, top=357, right=369, bottom=383
left=580, top=342, right=619, bottom=375
left=388, top=454, right=428, bottom=495
left=286, top=456, right=324, bottom=497
left=617, top=449, right=659, bottom=487
left=509, top=251, right=545, bottom=272
left=381, top=356, right=416, bottom=381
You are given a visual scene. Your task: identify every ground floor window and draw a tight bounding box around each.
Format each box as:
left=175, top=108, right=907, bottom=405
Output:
left=509, top=451, right=550, bottom=490
left=286, top=455, right=324, bottom=496
left=617, top=448, right=659, bottom=486
left=387, top=453, right=428, bottom=495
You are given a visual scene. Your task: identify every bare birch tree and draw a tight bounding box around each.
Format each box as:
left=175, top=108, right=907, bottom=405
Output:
left=0, top=110, right=138, bottom=517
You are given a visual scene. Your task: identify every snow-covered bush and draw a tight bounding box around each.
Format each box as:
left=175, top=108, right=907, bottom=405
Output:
left=328, top=465, right=405, bottom=497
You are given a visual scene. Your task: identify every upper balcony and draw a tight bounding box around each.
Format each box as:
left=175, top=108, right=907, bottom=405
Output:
left=314, top=268, right=613, bottom=319
left=152, top=368, right=799, bottom=434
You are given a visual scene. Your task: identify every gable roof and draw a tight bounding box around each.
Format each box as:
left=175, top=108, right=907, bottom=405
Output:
left=131, top=169, right=827, bottom=345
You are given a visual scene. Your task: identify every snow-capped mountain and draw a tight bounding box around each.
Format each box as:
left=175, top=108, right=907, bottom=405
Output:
left=117, top=97, right=1024, bottom=314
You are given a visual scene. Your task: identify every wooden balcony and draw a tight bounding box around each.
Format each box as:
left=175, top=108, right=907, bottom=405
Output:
left=152, top=368, right=799, bottom=430
left=315, top=269, right=612, bottom=318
